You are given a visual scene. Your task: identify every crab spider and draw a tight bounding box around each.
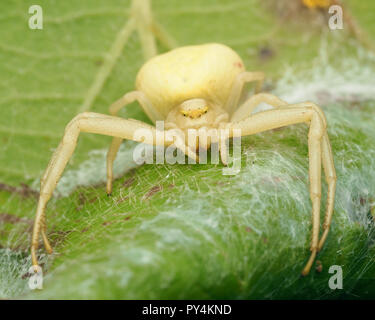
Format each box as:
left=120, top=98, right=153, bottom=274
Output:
left=31, top=43, right=336, bottom=277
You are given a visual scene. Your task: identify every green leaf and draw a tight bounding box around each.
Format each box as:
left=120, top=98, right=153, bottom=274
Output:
left=1, top=0, right=375, bottom=299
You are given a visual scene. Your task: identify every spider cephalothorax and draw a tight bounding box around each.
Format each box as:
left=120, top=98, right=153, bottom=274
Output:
left=164, top=99, right=229, bottom=152
left=31, top=43, right=336, bottom=277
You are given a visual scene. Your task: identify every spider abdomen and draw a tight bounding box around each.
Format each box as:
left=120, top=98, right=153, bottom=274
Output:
left=135, top=43, right=245, bottom=118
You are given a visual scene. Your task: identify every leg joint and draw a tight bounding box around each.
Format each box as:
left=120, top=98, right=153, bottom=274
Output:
left=308, top=113, right=325, bottom=139
left=326, top=175, right=337, bottom=184
left=65, top=112, right=95, bottom=137
left=310, top=192, right=321, bottom=201
left=304, top=102, right=328, bottom=129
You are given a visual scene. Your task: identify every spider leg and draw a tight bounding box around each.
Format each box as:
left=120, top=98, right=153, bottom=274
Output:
left=41, top=227, right=52, bottom=254
left=33, top=210, right=52, bottom=254
left=230, top=103, right=327, bottom=276
left=37, top=113, right=106, bottom=253
left=109, top=90, right=162, bottom=123
left=231, top=93, right=336, bottom=252
left=32, top=112, right=196, bottom=270
left=132, top=0, right=157, bottom=60
left=318, top=134, right=336, bottom=251
left=131, top=0, right=177, bottom=60
left=151, top=21, right=178, bottom=50
left=106, top=91, right=197, bottom=193
left=230, top=93, right=288, bottom=122
left=224, top=71, right=265, bottom=115
left=106, top=91, right=163, bottom=194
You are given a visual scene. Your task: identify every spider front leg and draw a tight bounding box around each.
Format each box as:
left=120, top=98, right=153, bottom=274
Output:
left=231, top=93, right=337, bottom=254
left=105, top=91, right=198, bottom=194
left=318, top=133, right=336, bottom=251
left=106, top=91, right=163, bottom=195
left=31, top=112, right=194, bottom=270
left=230, top=103, right=331, bottom=276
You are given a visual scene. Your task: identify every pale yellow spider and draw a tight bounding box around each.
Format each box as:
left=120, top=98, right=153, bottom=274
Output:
left=31, top=43, right=336, bottom=276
